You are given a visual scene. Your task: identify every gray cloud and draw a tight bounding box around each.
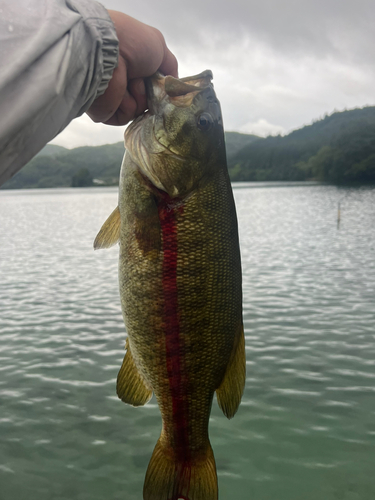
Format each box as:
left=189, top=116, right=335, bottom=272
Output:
left=105, top=0, right=375, bottom=59
left=53, top=0, right=375, bottom=147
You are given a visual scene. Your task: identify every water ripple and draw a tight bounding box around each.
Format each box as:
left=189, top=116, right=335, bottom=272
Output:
left=0, top=186, right=375, bottom=499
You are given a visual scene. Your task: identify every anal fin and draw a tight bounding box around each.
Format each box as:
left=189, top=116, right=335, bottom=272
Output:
left=94, top=206, right=121, bottom=250
left=117, top=338, right=153, bottom=406
left=216, top=323, right=246, bottom=419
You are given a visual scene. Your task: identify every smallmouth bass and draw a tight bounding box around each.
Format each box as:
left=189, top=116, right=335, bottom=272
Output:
left=94, top=70, right=245, bottom=500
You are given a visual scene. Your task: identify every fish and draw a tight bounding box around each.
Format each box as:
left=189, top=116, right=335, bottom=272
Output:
left=94, top=70, right=245, bottom=500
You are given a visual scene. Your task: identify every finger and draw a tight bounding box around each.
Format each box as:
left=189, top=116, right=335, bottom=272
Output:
left=87, top=58, right=128, bottom=123
left=128, top=78, right=147, bottom=116
left=104, top=90, right=138, bottom=126
left=159, top=47, right=178, bottom=78
left=108, top=12, right=178, bottom=80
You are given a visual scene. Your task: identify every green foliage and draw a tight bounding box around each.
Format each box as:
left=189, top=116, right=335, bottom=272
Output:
left=2, top=133, right=262, bottom=190
left=36, top=144, right=68, bottom=157
left=2, top=142, right=125, bottom=189
left=3, top=106, right=375, bottom=189
left=296, top=146, right=341, bottom=181
left=228, top=106, right=375, bottom=184
left=71, top=168, right=93, bottom=187
left=224, top=131, right=261, bottom=161
left=345, top=154, right=375, bottom=182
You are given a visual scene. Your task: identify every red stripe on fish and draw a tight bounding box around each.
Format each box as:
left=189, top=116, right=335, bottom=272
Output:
left=158, top=196, right=190, bottom=464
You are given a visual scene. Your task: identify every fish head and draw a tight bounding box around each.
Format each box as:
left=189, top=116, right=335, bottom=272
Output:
left=124, top=70, right=226, bottom=198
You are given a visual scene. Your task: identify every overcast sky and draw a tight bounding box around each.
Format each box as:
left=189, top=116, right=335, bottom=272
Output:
left=51, top=0, right=375, bottom=149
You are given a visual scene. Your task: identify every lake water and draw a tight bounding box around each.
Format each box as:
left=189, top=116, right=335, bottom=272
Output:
left=0, top=184, right=375, bottom=500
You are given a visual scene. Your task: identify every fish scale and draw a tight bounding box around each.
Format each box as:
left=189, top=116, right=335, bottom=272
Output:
left=95, top=70, right=245, bottom=500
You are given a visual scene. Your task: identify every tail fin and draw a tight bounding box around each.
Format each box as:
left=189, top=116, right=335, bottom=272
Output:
left=143, top=437, right=218, bottom=500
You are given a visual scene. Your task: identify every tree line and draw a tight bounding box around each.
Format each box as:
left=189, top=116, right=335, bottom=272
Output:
left=2, top=107, right=375, bottom=189
left=228, top=106, right=375, bottom=184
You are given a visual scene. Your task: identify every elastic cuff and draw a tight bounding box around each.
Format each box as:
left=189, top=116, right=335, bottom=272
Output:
left=67, top=0, right=119, bottom=98
left=96, top=21, right=119, bottom=97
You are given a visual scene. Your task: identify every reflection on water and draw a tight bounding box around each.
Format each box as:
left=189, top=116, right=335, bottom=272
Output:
left=0, top=185, right=375, bottom=500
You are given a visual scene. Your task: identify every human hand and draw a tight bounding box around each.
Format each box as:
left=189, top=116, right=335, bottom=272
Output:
left=86, top=11, right=178, bottom=126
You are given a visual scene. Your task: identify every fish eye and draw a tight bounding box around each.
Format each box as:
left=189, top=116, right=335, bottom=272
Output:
left=197, top=112, right=213, bottom=131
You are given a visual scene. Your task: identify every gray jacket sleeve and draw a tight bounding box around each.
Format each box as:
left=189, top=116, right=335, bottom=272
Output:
left=0, top=0, right=119, bottom=187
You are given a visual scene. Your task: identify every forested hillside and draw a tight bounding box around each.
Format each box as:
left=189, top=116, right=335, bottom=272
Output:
left=3, top=107, right=375, bottom=189
left=224, top=132, right=261, bottom=161
left=2, top=132, right=258, bottom=189
left=35, top=144, right=68, bottom=157
left=3, top=142, right=126, bottom=189
left=228, top=106, right=375, bottom=183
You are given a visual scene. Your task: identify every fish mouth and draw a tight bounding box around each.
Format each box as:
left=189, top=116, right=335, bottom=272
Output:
left=126, top=70, right=214, bottom=136
left=127, top=70, right=214, bottom=131
left=141, top=70, right=215, bottom=160
left=124, top=70, right=216, bottom=195
left=146, top=70, right=213, bottom=113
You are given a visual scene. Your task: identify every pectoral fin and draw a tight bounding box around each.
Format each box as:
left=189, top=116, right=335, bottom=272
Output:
left=93, top=206, right=121, bottom=249
left=216, top=324, right=246, bottom=419
left=117, top=338, right=153, bottom=406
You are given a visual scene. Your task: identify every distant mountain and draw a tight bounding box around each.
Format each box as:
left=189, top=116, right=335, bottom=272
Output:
left=3, top=106, right=375, bottom=189
left=2, top=132, right=262, bottom=189
left=224, top=131, right=261, bottom=161
left=36, top=144, right=68, bottom=157
left=228, top=106, right=375, bottom=183
left=3, top=142, right=126, bottom=189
